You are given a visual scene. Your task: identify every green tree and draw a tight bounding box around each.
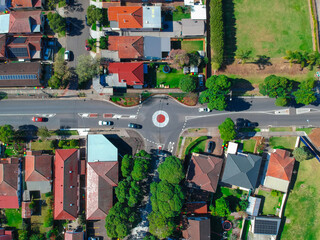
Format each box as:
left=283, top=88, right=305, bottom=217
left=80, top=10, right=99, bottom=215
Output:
left=30, top=234, right=45, bottom=240
left=259, top=75, right=292, bottom=98
left=148, top=212, right=175, bottom=239
left=37, top=126, right=51, bottom=140
left=0, top=125, right=14, bottom=143
left=75, top=55, right=100, bottom=88
left=235, top=50, right=252, bottom=65
left=18, top=230, right=28, bottom=240
left=150, top=181, right=185, bottom=218
left=275, top=96, right=289, bottom=107
left=87, top=5, right=103, bottom=26
left=48, top=75, right=62, bottom=89
left=210, top=197, right=231, bottom=217
left=144, top=235, right=158, bottom=240
left=158, top=156, right=185, bottom=184
left=293, top=146, right=313, bottom=162
left=131, top=157, right=150, bottom=181
left=121, top=154, right=133, bottom=177
left=115, top=179, right=130, bottom=203
left=179, top=76, right=196, bottom=92
left=205, top=75, right=231, bottom=90
left=52, top=53, right=71, bottom=88
left=188, top=51, right=201, bottom=66
left=293, top=79, right=316, bottom=105
left=100, top=36, right=108, bottom=49
left=47, top=12, right=66, bottom=34
left=218, top=118, right=236, bottom=142
left=239, top=199, right=249, bottom=211
left=116, top=223, right=129, bottom=239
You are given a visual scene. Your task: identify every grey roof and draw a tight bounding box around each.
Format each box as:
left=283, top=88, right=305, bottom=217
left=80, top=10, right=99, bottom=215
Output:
left=246, top=196, right=261, bottom=216
left=144, top=37, right=170, bottom=60
left=143, top=6, right=161, bottom=28
left=26, top=181, right=51, bottom=194
left=181, top=19, right=205, bottom=36
left=254, top=217, right=281, bottom=235
left=221, top=154, right=262, bottom=190
left=87, top=135, right=118, bottom=163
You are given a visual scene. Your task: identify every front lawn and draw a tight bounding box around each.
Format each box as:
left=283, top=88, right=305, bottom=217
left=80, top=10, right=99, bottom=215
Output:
left=242, top=139, right=256, bottom=153
left=31, top=140, right=54, bottom=151
left=269, top=136, right=297, bottom=151
left=157, top=66, right=184, bottom=88
left=5, top=208, right=22, bottom=229
left=233, top=0, right=312, bottom=58
left=281, top=158, right=320, bottom=239
left=257, top=189, right=283, bottom=215
left=181, top=40, right=204, bottom=52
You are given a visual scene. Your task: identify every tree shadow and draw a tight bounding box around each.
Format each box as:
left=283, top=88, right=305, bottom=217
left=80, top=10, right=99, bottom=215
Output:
left=223, top=0, right=237, bottom=64
left=254, top=55, right=272, bottom=70
left=66, top=17, right=85, bottom=37
left=226, top=98, right=252, bottom=111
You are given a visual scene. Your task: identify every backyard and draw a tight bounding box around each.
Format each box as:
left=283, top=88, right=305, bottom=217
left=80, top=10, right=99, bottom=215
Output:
left=269, top=136, right=297, bottom=151
left=5, top=208, right=23, bottom=229
left=281, top=158, right=320, bottom=239
left=181, top=40, right=204, bottom=52
left=257, top=189, right=283, bottom=215
left=232, top=0, right=312, bottom=58
left=156, top=66, right=185, bottom=88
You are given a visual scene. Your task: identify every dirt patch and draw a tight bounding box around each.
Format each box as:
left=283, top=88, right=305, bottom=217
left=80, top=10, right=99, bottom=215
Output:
left=112, top=97, right=140, bottom=107
left=209, top=136, right=223, bottom=156
left=308, top=128, right=320, bottom=147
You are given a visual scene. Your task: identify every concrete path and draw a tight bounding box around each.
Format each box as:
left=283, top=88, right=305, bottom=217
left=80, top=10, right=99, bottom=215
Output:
left=255, top=131, right=307, bottom=137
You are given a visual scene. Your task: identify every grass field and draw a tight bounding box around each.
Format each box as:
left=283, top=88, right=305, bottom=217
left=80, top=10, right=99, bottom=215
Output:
left=257, top=190, right=283, bottom=215
left=5, top=209, right=22, bottom=229
left=31, top=140, right=54, bottom=151
left=242, top=139, right=256, bottom=153
left=281, top=158, right=320, bottom=239
left=157, top=67, right=184, bottom=88
left=233, top=0, right=312, bottom=58
left=181, top=41, right=204, bottom=52
left=269, top=136, right=297, bottom=151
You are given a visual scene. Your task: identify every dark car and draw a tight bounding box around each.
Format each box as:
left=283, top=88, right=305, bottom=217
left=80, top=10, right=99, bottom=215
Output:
left=207, top=141, right=215, bottom=153
left=85, top=15, right=89, bottom=26
left=104, top=31, right=119, bottom=36
left=128, top=123, right=142, bottom=129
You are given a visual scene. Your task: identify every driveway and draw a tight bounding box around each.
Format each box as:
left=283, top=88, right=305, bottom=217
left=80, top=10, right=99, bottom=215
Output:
left=87, top=219, right=110, bottom=240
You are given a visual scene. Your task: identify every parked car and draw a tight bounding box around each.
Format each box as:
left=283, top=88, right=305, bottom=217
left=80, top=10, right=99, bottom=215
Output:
left=64, top=50, right=70, bottom=61
left=198, top=107, right=211, bottom=112
left=207, top=141, right=215, bottom=153
left=98, top=120, right=113, bottom=126
left=198, top=74, right=204, bottom=87
left=85, top=15, right=88, bottom=26
left=104, top=31, right=119, bottom=36
left=32, top=117, right=46, bottom=122
left=128, top=123, right=142, bottom=129
left=85, top=40, right=91, bottom=51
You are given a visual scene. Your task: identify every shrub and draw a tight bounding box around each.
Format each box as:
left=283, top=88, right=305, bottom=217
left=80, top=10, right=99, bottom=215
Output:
left=100, top=36, right=108, bottom=49
left=271, top=190, right=279, bottom=197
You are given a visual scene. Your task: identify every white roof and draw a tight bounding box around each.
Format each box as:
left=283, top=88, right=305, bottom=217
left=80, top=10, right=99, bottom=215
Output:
left=0, top=14, right=10, bottom=33
left=227, top=142, right=238, bottom=154
left=246, top=196, right=261, bottom=216
left=87, top=134, right=118, bottom=162
left=191, top=5, right=207, bottom=20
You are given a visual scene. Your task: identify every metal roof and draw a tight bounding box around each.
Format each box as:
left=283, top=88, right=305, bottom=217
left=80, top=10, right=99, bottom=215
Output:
left=87, top=135, right=118, bottom=163
left=143, top=6, right=161, bottom=28
left=0, top=15, right=10, bottom=33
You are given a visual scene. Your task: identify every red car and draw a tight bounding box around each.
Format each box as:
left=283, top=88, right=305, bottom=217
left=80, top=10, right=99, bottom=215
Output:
left=85, top=40, right=91, bottom=51
left=32, top=117, right=45, bottom=122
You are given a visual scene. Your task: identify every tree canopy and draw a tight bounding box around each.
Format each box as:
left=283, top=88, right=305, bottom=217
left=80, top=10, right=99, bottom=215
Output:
left=158, top=156, right=185, bottom=184
left=86, top=5, right=103, bottom=26
left=148, top=212, right=175, bottom=239
left=0, top=125, right=14, bottom=143
left=210, top=197, right=231, bottom=217
left=293, top=79, right=316, bottom=105
left=218, top=118, right=236, bottom=142
left=150, top=180, right=185, bottom=218
left=131, top=156, right=150, bottom=181
left=179, top=76, right=196, bottom=92
left=259, top=75, right=292, bottom=99
left=75, top=55, right=100, bottom=88
left=121, top=154, right=133, bottom=178
left=293, top=146, right=313, bottom=162
left=47, top=12, right=66, bottom=34
left=37, top=127, right=51, bottom=140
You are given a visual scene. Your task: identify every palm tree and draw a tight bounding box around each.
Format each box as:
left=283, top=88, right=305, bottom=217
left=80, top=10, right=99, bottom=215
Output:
left=235, top=50, right=252, bottom=65
left=283, top=50, right=296, bottom=67
left=307, top=51, right=320, bottom=69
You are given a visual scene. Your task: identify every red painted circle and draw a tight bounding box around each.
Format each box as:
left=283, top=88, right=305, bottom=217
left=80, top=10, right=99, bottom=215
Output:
left=157, top=114, right=165, bottom=123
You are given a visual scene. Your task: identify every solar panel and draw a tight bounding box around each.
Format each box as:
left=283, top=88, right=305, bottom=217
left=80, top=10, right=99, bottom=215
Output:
left=0, top=74, right=37, bottom=80
left=254, top=219, right=279, bottom=235
left=12, top=37, right=26, bottom=44
left=8, top=48, right=29, bottom=58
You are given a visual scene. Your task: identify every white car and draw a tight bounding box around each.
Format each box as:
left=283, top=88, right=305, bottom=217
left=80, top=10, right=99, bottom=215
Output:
left=64, top=50, right=70, bottom=61
left=198, top=107, right=211, bottom=112
left=98, top=120, right=113, bottom=126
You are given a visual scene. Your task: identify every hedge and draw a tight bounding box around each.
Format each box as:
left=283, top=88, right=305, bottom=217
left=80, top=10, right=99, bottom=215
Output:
left=310, top=0, right=319, bottom=52
left=210, top=0, right=224, bottom=69
left=185, top=136, right=209, bottom=155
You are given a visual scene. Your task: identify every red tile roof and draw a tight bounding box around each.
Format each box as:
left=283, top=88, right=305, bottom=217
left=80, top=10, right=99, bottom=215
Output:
left=64, top=231, right=84, bottom=240
left=54, top=149, right=79, bottom=220
left=11, top=0, right=42, bottom=8
left=266, top=149, right=295, bottom=181
left=186, top=153, right=223, bottom=193
left=108, top=62, right=144, bottom=86
left=6, top=35, right=42, bottom=60
left=9, top=11, right=42, bottom=33
left=182, top=217, right=210, bottom=240
left=21, top=202, right=31, bottom=218
left=0, top=161, right=19, bottom=209
left=86, top=161, right=118, bottom=220
left=108, top=6, right=143, bottom=28
left=108, top=36, right=144, bottom=59
left=25, top=151, right=52, bottom=182
left=0, top=229, right=13, bottom=240
left=184, top=202, right=208, bottom=215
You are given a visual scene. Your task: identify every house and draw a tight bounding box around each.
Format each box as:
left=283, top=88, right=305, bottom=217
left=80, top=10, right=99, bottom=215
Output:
left=263, top=149, right=295, bottom=192
left=227, top=142, right=238, bottom=155
left=108, top=6, right=161, bottom=30
left=64, top=230, right=84, bottom=240
left=11, top=0, right=44, bottom=10
left=246, top=196, right=261, bottom=217
left=108, top=36, right=170, bottom=60
left=221, top=153, right=262, bottom=191
left=186, top=153, right=223, bottom=193
left=184, top=201, right=208, bottom=215
left=182, top=217, right=210, bottom=240
left=251, top=216, right=281, bottom=239
left=0, top=228, right=13, bottom=240
left=1, top=35, right=43, bottom=61
left=86, top=134, right=118, bottom=220
left=25, top=150, right=52, bottom=194
left=0, top=11, right=44, bottom=34
left=181, top=19, right=205, bottom=37
left=0, top=158, right=20, bottom=209
left=54, top=149, right=79, bottom=220
left=0, top=62, right=42, bottom=87
left=105, top=62, right=144, bottom=88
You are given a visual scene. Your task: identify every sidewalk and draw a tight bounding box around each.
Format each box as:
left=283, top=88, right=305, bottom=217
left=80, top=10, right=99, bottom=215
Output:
left=254, top=131, right=307, bottom=137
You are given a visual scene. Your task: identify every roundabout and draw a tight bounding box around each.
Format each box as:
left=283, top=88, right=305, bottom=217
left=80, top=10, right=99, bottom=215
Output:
left=152, top=110, right=169, bottom=128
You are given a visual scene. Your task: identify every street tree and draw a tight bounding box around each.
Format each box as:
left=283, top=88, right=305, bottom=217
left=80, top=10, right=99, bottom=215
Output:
left=115, top=179, right=130, bottom=203
left=158, top=156, right=185, bottom=184
left=0, top=125, right=14, bottom=143
left=131, top=157, right=150, bottom=181
left=259, top=75, right=292, bottom=98
left=179, top=76, right=196, bottom=92
left=37, top=127, right=51, bottom=140
left=275, top=96, right=289, bottom=107
left=75, top=55, right=100, bottom=88
left=86, top=5, right=103, bottom=26
left=121, top=154, right=133, bottom=178
left=293, top=79, right=316, bottom=105
left=293, top=146, right=313, bottom=162
left=148, top=212, right=175, bottom=239
left=205, top=74, right=231, bottom=90
left=47, top=12, right=66, bottom=35
left=218, top=118, right=236, bottom=142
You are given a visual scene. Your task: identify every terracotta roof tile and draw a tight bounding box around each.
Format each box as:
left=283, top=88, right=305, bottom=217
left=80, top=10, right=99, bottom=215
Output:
left=182, top=217, right=210, bottom=240
left=108, top=36, right=143, bottom=59
left=184, top=202, right=208, bottom=215
left=266, top=149, right=295, bottom=181
left=108, top=6, right=143, bottom=28
left=11, top=0, right=41, bottom=8
left=0, top=162, right=19, bottom=209
left=108, top=62, right=144, bottom=86
left=21, top=202, right=31, bottom=218
left=9, top=11, right=42, bottom=34
left=64, top=231, right=84, bottom=240
left=25, top=151, right=52, bottom=182
left=5, top=35, right=42, bottom=60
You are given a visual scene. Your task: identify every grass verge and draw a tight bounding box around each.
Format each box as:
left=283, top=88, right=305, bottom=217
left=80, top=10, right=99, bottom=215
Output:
left=269, top=127, right=293, bottom=132
left=296, top=128, right=313, bottom=135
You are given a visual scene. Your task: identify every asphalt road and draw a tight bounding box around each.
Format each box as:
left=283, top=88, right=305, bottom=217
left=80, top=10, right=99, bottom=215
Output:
left=1, top=97, right=320, bottom=152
